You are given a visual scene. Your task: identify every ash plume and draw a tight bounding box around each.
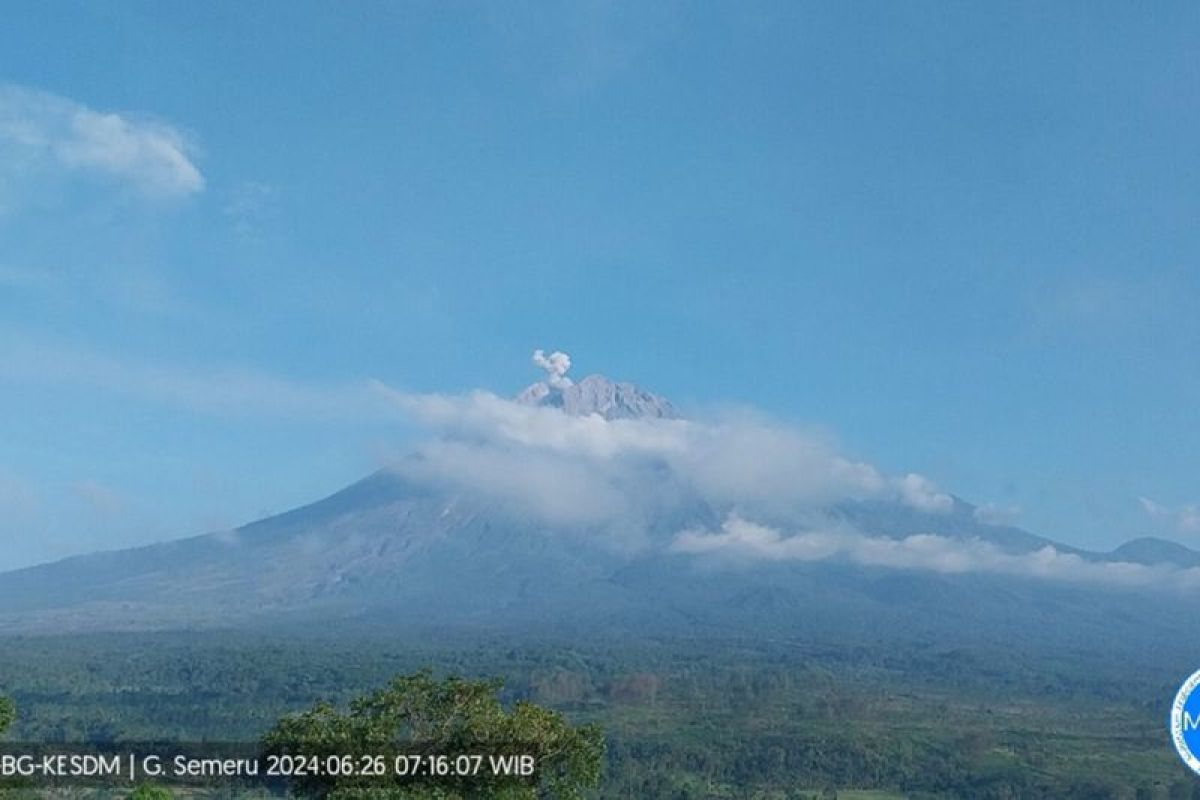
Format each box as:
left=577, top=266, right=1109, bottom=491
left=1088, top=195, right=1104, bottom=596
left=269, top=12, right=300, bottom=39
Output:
left=532, top=349, right=573, bottom=389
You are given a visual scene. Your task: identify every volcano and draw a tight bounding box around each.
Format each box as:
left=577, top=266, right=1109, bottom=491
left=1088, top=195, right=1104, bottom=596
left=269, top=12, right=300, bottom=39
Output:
left=1, top=358, right=1198, bottom=662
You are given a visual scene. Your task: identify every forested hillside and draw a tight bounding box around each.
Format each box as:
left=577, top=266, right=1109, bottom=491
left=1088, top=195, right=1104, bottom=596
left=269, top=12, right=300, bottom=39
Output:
left=0, top=632, right=1194, bottom=799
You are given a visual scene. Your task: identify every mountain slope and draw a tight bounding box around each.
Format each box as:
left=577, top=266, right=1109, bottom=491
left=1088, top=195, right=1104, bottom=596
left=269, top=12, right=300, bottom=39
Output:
left=1, top=374, right=1197, bottom=660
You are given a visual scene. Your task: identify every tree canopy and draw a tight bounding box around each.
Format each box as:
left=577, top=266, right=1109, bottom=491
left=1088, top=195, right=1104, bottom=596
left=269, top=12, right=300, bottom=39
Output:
left=0, top=696, right=13, bottom=735
left=127, top=784, right=173, bottom=800
left=263, top=670, right=603, bottom=799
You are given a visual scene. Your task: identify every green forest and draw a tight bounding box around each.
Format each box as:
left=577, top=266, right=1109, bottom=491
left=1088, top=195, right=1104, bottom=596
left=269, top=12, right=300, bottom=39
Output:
left=0, top=631, right=1197, bottom=799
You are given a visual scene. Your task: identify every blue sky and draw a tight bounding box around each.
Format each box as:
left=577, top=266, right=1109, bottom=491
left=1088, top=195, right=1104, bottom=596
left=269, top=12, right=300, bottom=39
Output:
left=1, top=1, right=1198, bottom=569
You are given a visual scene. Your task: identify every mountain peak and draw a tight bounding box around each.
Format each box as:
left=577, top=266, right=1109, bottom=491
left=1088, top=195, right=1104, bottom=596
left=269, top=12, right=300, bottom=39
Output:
left=517, top=373, right=678, bottom=420
left=516, top=349, right=677, bottom=420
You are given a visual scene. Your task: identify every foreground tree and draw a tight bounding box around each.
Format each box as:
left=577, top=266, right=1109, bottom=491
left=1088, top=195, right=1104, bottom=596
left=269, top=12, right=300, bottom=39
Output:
left=263, top=670, right=603, bottom=799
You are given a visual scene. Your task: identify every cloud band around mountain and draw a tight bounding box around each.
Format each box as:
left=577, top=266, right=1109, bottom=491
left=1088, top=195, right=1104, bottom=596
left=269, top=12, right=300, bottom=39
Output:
left=371, top=382, right=1200, bottom=592
left=671, top=515, right=1200, bottom=591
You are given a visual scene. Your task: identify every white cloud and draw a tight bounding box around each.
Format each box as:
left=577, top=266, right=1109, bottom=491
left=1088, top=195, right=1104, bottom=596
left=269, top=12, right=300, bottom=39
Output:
left=372, top=384, right=987, bottom=558
left=672, top=515, right=1200, bottom=591
left=894, top=472, right=954, bottom=513
left=380, top=386, right=689, bottom=461
left=1140, top=496, right=1200, bottom=535
left=0, top=84, right=203, bottom=199
left=1140, top=496, right=1167, bottom=518
left=375, top=385, right=891, bottom=518
left=400, top=439, right=634, bottom=528
left=672, top=516, right=844, bottom=562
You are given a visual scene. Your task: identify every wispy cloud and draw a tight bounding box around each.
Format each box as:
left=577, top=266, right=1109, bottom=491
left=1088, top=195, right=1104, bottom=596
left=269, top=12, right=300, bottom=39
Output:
left=0, top=265, right=59, bottom=291
left=0, top=337, right=391, bottom=421
left=72, top=480, right=126, bottom=518
left=672, top=515, right=1200, bottom=591
left=487, top=2, right=680, bottom=97
left=0, top=469, right=39, bottom=520
left=222, top=180, right=276, bottom=238
left=0, top=84, right=204, bottom=199
left=1024, top=273, right=1189, bottom=344
left=973, top=502, right=1022, bottom=525
left=1140, top=496, right=1200, bottom=535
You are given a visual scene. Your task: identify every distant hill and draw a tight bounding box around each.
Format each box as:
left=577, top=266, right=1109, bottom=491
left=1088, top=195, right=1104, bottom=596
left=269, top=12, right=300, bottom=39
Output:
left=1109, top=536, right=1200, bottom=568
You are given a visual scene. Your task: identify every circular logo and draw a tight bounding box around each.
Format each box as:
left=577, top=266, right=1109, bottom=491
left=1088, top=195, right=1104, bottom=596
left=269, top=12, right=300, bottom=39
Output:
left=1171, top=669, right=1200, bottom=775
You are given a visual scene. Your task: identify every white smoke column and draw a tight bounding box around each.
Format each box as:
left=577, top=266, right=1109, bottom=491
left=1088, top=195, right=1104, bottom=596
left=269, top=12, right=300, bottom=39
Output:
left=532, top=349, right=573, bottom=389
